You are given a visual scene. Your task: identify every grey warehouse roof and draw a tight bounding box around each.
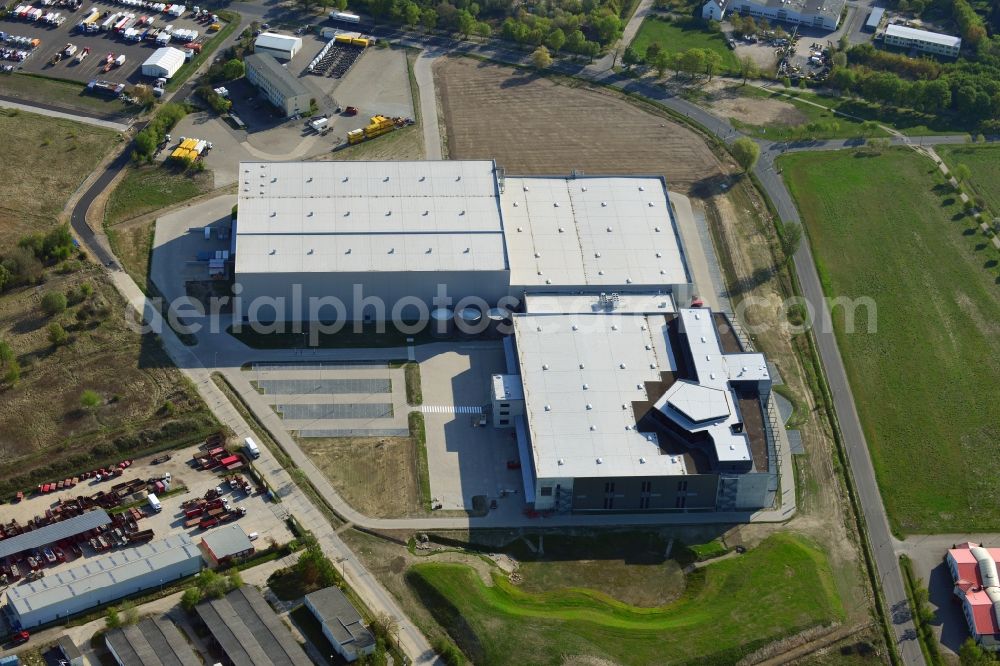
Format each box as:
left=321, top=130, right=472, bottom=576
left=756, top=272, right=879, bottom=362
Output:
left=306, top=586, right=376, bottom=651
left=196, top=585, right=310, bottom=666
left=235, top=160, right=508, bottom=274
left=105, top=617, right=201, bottom=666
left=755, top=0, right=846, bottom=19
left=0, top=509, right=110, bottom=560
left=245, top=53, right=310, bottom=99
left=502, top=176, right=690, bottom=288
left=201, top=524, right=253, bottom=559
left=7, top=534, right=200, bottom=617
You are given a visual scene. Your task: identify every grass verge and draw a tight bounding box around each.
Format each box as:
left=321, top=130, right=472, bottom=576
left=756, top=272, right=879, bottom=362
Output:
left=106, top=219, right=155, bottom=290
left=780, top=147, right=1000, bottom=533
left=0, top=72, right=132, bottom=118
left=899, top=555, right=943, bottom=665
left=104, top=165, right=213, bottom=225
left=935, top=143, right=1000, bottom=215
left=407, top=533, right=843, bottom=665
left=630, top=17, right=738, bottom=73
left=409, top=411, right=431, bottom=511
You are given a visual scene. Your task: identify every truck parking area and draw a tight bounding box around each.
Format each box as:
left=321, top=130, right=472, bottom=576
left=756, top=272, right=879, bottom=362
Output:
left=0, top=0, right=225, bottom=85
left=0, top=439, right=293, bottom=609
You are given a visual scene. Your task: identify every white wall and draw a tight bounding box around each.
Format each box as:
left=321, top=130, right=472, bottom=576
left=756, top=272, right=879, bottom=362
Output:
left=12, top=555, right=202, bottom=628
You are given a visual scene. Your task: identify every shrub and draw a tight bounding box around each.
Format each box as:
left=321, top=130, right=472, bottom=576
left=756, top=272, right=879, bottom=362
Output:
left=41, top=291, right=67, bottom=316
left=47, top=322, right=68, bottom=346
left=81, top=389, right=101, bottom=409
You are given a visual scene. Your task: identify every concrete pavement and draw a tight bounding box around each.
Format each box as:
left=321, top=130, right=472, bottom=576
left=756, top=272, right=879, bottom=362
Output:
left=413, top=48, right=444, bottom=160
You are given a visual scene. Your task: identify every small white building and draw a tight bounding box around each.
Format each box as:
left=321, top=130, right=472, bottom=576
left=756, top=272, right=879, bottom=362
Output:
left=254, top=31, right=302, bottom=60
left=883, top=24, right=961, bottom=57
left=141, top=46, right=185, bottom=79
left=244, top=53, right=312, bottom=118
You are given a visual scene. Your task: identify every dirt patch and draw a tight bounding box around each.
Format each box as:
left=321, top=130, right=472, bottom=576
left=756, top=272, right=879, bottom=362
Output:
left=435, top=57, right=728, bottom=194
left=712, top=94, right=808, bottom=127
left=299, top=435, right=422, bottom=518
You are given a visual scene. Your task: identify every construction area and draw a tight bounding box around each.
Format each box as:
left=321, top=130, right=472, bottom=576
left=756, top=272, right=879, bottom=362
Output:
left=435, top=57, right=728, bottom=195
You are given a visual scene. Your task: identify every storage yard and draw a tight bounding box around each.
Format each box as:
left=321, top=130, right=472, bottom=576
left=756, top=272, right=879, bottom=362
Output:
left=435, top=57, right=728, bottom=194
left=0, top=434, right=293, bottom=630
left=0, top=0, right=226, bottom=85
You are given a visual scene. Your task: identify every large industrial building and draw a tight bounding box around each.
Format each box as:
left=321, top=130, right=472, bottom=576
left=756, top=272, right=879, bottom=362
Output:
left=4, top=534, right=202, bottom=628
left=947, top=542, right=1000, bottom=650
left=703, top=0, right=845, bottom=30
left=233, top=160, right=692, bottom=322
left=231, top=160, right=778, bottom=513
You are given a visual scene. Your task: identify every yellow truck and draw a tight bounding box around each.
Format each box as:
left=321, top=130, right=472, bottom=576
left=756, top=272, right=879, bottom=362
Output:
left=347, top=115, right=397, bottom=145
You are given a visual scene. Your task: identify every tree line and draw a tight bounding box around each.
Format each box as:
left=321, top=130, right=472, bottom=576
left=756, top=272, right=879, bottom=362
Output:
left=357, top=0, right=627, bottom=53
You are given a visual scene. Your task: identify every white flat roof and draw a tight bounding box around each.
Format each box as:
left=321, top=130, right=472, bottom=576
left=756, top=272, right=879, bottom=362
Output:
left=885, top=24, right=961, bottom=47
left=235, top=161, right=507, bottom=274
left=502, top=176, right=689, bottom=289
left=513, top=313, right=687, bottom=479
left=254, top=32, right=303, bottom=52
left=523, top=292, right=675, bottom=314
left=653, top=308, right=769, bottom=464
left=492, top=374, right=524, bottom=401
left=8, top=534, right=201, bottom=616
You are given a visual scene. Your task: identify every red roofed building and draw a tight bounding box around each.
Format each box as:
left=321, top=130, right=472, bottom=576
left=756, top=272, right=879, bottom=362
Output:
left=947, top=542, right=1000, bottom=650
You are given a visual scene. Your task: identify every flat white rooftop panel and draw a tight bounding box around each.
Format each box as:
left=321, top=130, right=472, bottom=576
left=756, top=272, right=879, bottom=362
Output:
left=502, top=176, right=688, bottom=289
left=514, top=313, right=687, bottom=479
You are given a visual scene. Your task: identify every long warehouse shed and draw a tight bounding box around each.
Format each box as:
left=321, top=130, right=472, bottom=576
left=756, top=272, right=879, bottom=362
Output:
left=0, top=509, right=111, bottom=560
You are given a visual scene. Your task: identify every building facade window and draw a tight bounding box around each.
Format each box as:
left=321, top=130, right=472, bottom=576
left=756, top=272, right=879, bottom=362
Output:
left=540, top=486, right=552, bottom=496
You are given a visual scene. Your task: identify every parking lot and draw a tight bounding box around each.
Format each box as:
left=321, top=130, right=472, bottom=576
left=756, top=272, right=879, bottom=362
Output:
left=418, top=343, right=525, bottom=514
left=0, top=441, right=293, bottom=602
left=0, top=0, right=226, bottom=85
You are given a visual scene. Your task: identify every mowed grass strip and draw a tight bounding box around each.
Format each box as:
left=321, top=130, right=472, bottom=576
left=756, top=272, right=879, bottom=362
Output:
left=105, top=166, right=213, bottom=226
left=936, top=144, right=1000, bottom=214
left=781, top=148, right=1000, bottom=533
left=0, top=108, right=117, bottom=244
left=630, top=17, right=738, bottom=72
left=407, top=533, right=843, bottom=665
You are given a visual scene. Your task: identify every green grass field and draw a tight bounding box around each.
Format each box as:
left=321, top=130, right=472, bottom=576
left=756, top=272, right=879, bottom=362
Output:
left=630, top=17, right=738, bottom=72
left=781, top=148, right=1000, bottom=533
left=406, top=533, right=842, bottom=665
left=936, top=144, right=1000, bottom=214
left=105, top=166, right=212, bottom=225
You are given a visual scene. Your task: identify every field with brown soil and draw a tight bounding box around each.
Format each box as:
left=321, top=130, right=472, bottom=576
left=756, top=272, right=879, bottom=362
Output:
left=0, top=265, right=217, bottom=497
left=299, top=434, right=423, bottom=518
left=435, top=57, right=728, bottom=193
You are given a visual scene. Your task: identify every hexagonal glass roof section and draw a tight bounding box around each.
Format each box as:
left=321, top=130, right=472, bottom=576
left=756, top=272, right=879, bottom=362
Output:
left=664, top=381, right=730, bottom=423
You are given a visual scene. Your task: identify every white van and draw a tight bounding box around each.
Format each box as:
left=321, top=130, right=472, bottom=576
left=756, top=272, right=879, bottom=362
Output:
left=147, top=493, right=162, bottom=513
left=244, top=437, right=260, bottom=459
